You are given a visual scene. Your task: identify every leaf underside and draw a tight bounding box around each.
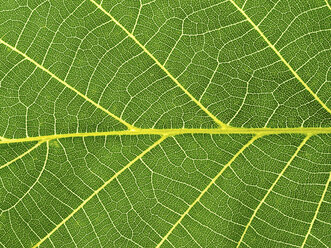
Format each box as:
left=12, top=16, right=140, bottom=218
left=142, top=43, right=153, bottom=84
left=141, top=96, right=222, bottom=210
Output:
left=0, top=1, right=330, bottom=248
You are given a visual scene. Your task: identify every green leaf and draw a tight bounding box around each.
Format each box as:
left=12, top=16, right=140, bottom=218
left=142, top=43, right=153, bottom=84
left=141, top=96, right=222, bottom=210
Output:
left=0, top=0, right=330, bottom=247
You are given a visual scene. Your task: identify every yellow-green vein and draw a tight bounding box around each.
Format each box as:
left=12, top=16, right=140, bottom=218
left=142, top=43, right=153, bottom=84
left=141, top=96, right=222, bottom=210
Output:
left=155, top=135, right=259, bottom=248
left=32, top=135, right=168, bottom=248
left=236, top=135, right=311, bottom=247
left=88, top=0, right=228, bottom=129
left=3, top=141, right=49, bottom=212
left=229, top=0, right=331, bottom=115
left=0, top=38, right=135, bottom=130
left=300, top=172, right=331, bottom=248
left=1, top=127, right=330, bottom=145
left=0, top=141, right=44, bottom=170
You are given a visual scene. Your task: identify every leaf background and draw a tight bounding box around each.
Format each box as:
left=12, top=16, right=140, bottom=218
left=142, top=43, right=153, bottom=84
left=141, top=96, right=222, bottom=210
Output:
left=0, top=0, right=330, bottom=247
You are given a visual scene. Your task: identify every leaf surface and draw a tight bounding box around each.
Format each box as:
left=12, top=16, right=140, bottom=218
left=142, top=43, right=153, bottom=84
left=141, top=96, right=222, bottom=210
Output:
left=0, top=0, right=330, bottom=247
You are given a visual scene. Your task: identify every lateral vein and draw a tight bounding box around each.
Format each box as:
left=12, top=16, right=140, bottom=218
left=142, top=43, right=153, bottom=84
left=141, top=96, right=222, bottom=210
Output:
left=0, top=141, right=44, bottom=170
left=236, top=135, right=311, bottom=247
left=0, top=38, right=135, bottom=130
left=155, top=135, right=259, bottom=248
left=32, top=135, right=168, bottom=248
left=88, top=0, right=228, bottom=128
left=301, top=172, right=331, bottom=248
left=2, top=141, right=49, bottom=212
left=229, top=0, right=331, bottom=114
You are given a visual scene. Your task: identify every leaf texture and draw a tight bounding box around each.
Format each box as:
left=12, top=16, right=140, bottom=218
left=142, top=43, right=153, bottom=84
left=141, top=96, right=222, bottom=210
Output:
left=0, top=0, right=330, bottom=247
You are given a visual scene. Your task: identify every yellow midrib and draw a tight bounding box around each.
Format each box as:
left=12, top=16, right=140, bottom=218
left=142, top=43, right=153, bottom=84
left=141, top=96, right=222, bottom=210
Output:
left=10, top=126, right=330, bottom=248
left=1, top=127, right=331, bottom=144
left=1, top=0, right=330, bottom=141
left=0, top=2, right=330, bottom=247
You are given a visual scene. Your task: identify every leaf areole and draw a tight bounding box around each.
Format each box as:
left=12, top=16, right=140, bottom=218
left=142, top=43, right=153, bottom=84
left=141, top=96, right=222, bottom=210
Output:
left=0, top=0, right=330, bottom=247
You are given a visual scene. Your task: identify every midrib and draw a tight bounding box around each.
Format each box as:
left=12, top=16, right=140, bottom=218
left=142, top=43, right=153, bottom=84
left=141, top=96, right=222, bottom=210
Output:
left=1, top=127, right=331, bottom=144
left=0, top=1, right=330, bottom=145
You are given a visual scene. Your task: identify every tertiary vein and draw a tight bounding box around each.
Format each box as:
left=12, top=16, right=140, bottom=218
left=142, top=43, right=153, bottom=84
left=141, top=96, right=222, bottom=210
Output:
left=229, top=0, right=331, bottom=115
left=88, top=0, right=228, bottom=129
left=0, top=2, right=330, bottom=248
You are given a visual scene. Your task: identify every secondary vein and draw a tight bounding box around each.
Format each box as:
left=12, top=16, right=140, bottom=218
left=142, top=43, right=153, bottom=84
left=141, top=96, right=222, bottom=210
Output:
left=32, top=135, right=168, bottom=248
left=0, top=141, right=44, bottom=170
left=300, top=172, right=331, bottom=248
left=2, top=141, right=49, bottom=212
left=88, top=0, right=228, bottom=129
left=0, top=38, right=135, bottom=130
left=236, top=135, right=311, bottom=247
left=155, top=135, right=259, bottom=247
left=229, top=0, right=331, bottom=115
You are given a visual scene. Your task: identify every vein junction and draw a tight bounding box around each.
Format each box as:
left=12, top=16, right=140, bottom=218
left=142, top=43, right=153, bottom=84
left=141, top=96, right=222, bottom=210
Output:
left=0, top=1, right=329, bottom=247
left=89, top=0, right=228, bottom=129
